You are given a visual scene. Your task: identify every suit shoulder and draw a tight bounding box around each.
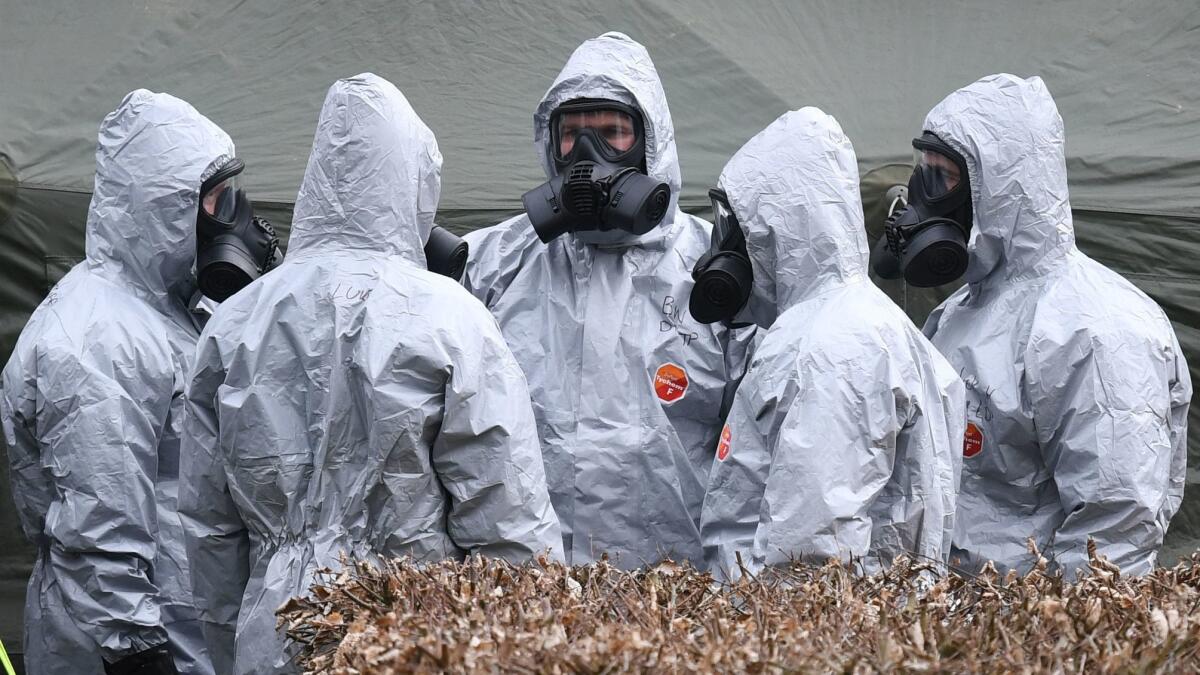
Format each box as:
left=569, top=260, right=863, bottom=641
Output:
left=35, top=277, right=170, bottom=349
left=1035, top=255, right=1172, bottom=342
left=13, top=278, right=175, bottom=388
left=464, top=214, right=538, bottom=252
left=784, top=284, right=927, bottom=363
left=668, top=213, right=713, bottom=250
left=373, top=262, right=496, bottom=326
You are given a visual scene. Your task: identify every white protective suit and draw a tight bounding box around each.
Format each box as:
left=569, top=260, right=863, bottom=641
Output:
left=179, top=74, right=563, bottom=675
left=699, top=109, right=965, bottom=579
left=463, top=32, right=753, bottom=568
left=0, top=91, right=226, bottom=674
left=922, top=74, right=1192, bottom=578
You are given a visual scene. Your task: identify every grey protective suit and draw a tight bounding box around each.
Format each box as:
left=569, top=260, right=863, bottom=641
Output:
left=699, top=109, right=965, bottom=579
left=922, top=74, right=1192, bottom=578
left=179, top=74, right=563, bottom=675
left=463, top=32, right=753, bottom=569
left=0, top=90, right=225, bottom=674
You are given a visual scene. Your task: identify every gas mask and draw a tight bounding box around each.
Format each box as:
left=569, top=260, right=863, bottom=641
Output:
left=196, top=157, right=281, bottom=301
left=522, top=99, right=671, bottom=243
left=425, top=225, right=469, bottom=282
left=870, top=132, right=973, bottom=287
left=690, top=188, right=752, bottom=324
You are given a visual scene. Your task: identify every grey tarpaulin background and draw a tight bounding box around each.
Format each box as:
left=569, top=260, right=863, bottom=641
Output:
left=1, top=0, right=1197, bottom=669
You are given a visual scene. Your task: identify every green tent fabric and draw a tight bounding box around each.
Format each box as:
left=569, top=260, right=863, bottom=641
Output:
left=1, top=0, right=1197, bottom=669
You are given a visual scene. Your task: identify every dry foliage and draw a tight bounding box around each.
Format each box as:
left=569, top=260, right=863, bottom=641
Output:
left=279, top=542, right=1200, bottom=674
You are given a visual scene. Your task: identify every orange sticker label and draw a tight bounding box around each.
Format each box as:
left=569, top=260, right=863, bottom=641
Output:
left=653, top=363, right=689, bottom=404
left=963, top=422, right=984, bottom=458
left=716, top=424, right=732, bottom=461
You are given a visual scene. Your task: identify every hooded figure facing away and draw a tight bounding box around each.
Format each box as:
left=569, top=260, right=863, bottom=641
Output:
left=0, top=91, right=227, bottom=674
left=463, top=32, right=754, bottom=569
left=922, top=75, right=1191, bottom=579
left=179, top=74, right=563, bottom=675
left=699, top=109, right=965, bottom=579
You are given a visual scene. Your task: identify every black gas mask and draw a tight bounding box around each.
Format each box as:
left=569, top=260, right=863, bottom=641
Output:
left=425, top=225, right=469, bottom=282
left=870, top=132, right=973, bottom=287
left=522, top=99, right=671, bottom=243
left=196, top=158, right=281, bottom=301
left=690, top=188, right=752, bottom=324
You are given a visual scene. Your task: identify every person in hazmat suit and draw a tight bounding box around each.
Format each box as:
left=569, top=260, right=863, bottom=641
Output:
left=463, top=32, right=754, bottom=569
left=914, top=74, right=1191, bottom=578
left=179, top=73, right=564, bottom=675
left=0, top=91, right=234, bottom=675
left=696, top=108, right=965, bottom=580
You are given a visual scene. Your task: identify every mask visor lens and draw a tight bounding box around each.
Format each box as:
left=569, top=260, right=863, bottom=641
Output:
left=555, top=108, right=638, bottom=160
left=913, top=147, right=964, bottom=201
left=201, top=174, right=241, bottom=223
left=709, top=188, right=743, bottom=249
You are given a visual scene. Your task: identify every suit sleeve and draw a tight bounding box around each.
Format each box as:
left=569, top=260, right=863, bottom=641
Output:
left=461, top=220, right=533, bottom=310
left=699, top=365, right=776, bottom=580
left=719, top=323, right=758, bottom=419
left=431, top=305, right=564, bottom=562
left=1028, top=318, right=1185, bottom=579
left=35, top=341, right=173, bottom=660
left=179, top=330, right=249, bottom=674
left=2, top=350, right=54, bottom=547
left=1165, top=333, right=1191, bottom=531
left=751, top=357, right=901, bottom=571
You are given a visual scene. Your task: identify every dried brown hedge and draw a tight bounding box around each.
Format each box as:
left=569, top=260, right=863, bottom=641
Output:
left=279, top=543, right=1200, bottom=674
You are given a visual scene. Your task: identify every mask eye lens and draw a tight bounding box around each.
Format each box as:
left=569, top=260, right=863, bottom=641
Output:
left=708, top=189, right=742, bottom=248
left=558, top=124, right=579, bottom=157
left=201, top=176, right=240, bottom=222
left=600, top=118, right=636, bottom=152
left=913, top=147, right=963, bottom=200
left=554, top=107, right=638, bottom=159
